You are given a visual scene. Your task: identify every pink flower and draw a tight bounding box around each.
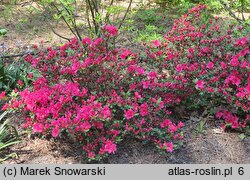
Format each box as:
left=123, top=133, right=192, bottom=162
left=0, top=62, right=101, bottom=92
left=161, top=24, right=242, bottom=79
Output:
left=52, top=127, right=60, bottom=138
left=27, top=73, right=33, bottom=79
left=235, top=37, right=248, bottom=46
left=103, top=140, right=117, bottom=154
left=124, top=109, right=135, bottom=120
left=104, top=25, right=118, bottom=36
left=102, top=106, right=111, bottom=119
left=220, top=62, right=227, bottom=69
left=206, top=61, right=214, bottom=69
left=134, top=92, right=141, bottom=99
left=225, top=73, right=241, bottom=86
left=241, top=60, right=247, bottom=68
left=160, top=119, right=172, bottom=128
left=93, top=37, right=104, bottom=46
left=18, top=80, right=23, bottom=87
left=201, top=47, right=210, bottom=53
left=176, top=64, right=186, bottom=72
left=195, top=80, right=206, bottom=90
left=206, top=87, right=214, bottom=93
left=82, top=37, right=92, bottom=45
left=230, top=56, right=239, bottom=67
left=0, top=91, right=6, bottom=100
left=129, top=82, right=137, bottom=90
left=163, top=142, right=174, bottom=152
left=1, top=103, right=8, bottom=110
left=216, top=111, right=224, bottom=119
left=33, top=123, right=44, bottom=133
left=88, top=152, right=95, bottom=158
left=236, top=90, right=245, bottom=98
left=135, top=67, right=145, bottom=75
left=142, top=81, right=150, bottom=89
left=188, top=48, right=195, bottom=54
left=168, top=124, right=178, bottom=133
left=33, top=44, right=38, bottom=49
left=120, top=49, right=132, bottom=60
left=139, top=102, right=149, bottom=116
left=177, top=122, right=184, bottom=128
left=152, top=40, right=160, bottom=47
left=246, top=84, right=250, bottom=95
left=147, top=71, right=158, bottom=80
left=80, top=122, right=91, bottom=132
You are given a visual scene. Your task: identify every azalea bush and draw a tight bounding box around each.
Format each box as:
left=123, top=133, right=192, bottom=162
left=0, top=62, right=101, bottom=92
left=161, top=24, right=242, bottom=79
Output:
left=2, top=4, right=249, bottom=161
left=2, top=24, right=183, bottom=161
left=147, top=4, right=250, bottom=130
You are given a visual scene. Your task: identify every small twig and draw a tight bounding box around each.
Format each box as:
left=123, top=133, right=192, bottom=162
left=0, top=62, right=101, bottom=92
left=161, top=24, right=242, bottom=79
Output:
left=86, top=10, right=92, bottom=35
left=60, top=2, right=82, bottom=41
left=105, top=0, right=114, bottom=23
left=51, top=28, right=71, bottom=41
left=86, top=0, right=99, bottom=35
left=218, top=0, right=249, bottom=26
left=0, top=52, right=34, bottom=59
left=118, top=0, right=133, bottom=30
left=52, top=3, right=79, bottom=38
left=91, top=0, right=99, bottom=14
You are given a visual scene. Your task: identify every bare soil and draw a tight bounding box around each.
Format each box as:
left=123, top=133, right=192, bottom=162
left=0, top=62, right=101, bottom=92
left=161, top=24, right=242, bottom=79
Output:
left=3, top=113, right=250, bottom=164
left=3, top=126, right=250, bottom=164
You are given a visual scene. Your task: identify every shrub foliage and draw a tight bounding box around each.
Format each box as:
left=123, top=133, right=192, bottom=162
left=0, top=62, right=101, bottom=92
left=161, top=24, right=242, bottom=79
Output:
left=2, top=4, right=249, bottom=161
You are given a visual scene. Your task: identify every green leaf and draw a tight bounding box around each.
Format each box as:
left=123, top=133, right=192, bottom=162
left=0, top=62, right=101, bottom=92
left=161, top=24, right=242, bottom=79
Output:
left=156, top=97, right=162, bottom=107
left=238, top=133, right=246, bottom=140
left=0, top=29, right=7, bottom=36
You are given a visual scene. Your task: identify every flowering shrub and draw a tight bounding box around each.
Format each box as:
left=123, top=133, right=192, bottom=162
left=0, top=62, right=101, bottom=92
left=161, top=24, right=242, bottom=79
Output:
left=2, top=5, right=249, bottom=161
left=3, top=25, right=183, bottom=160
left=146, top=4, right=250, bottom=130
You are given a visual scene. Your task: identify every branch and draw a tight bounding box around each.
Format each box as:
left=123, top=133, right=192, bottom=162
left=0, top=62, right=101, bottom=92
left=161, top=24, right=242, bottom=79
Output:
left=218, top=0, right=249, bottom=26
left=60, top=2, right=82, bottom=41
left=105, top=0, right=114, bottom=23
left=52, top=2, right=79, bottom=38
left=0, top=52, right=34, bottom=59
left=86, top=0, right=99, bottom=35
left=118, top=0, right=133, bottom=30
left=51, top=28, right=71, bottom=41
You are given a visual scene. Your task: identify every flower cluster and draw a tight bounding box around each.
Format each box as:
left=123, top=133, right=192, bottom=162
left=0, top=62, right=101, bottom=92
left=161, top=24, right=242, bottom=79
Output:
left=4, top=24, right=183, bottom=160
left=146, top=4, right=249, bottom=129
left=3, top=5, right=249, bottom=161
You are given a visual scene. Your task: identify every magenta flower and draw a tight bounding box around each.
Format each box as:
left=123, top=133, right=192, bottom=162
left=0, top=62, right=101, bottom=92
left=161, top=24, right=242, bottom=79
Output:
left=124, top=109, right=135, bottom=120
left=104, top=25, right=118, bottom=36
left=82, top=37, right=92, bottom=45
left=152, top=40, right=160, bottom=47
left=0, top=91, right=6, bottom=100
left=134, top=92, right=141, bottom=99
left=160, top=119, right=172, bottom=128
left=103, top=140, right=117, bottom=154
left=102, top=106, right=111, bottom=119
left=80, top=122, right=91, bottom=132
left=33, top=123, right=44, bottom=133
left=206, top=61, right=214, bottom=69
left=27, top=73, right=34, bottom=79
left=139, top=102, right=149, bottom=116
left=1, top=103, right=8, bottom=110
left=52, top=127, right=60, bottom=138
left=147, top=71, right=158, bottom=80
left=164, top=142, right=174, bottom=152
left=195, top=80, right=206, bottom=90
left=120, top=49, right=132, bottom=60
left=230, top=56, right=240, bottom=67
left=17, top=80, right=23, bottom=87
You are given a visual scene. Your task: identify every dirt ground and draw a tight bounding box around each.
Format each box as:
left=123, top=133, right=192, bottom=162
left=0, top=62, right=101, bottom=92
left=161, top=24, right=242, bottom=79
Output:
left=1, top=1, right=250, bottom=164
left=3, top=124, right=250, bottom=164
left=2, top=112, right=250, bottom=164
